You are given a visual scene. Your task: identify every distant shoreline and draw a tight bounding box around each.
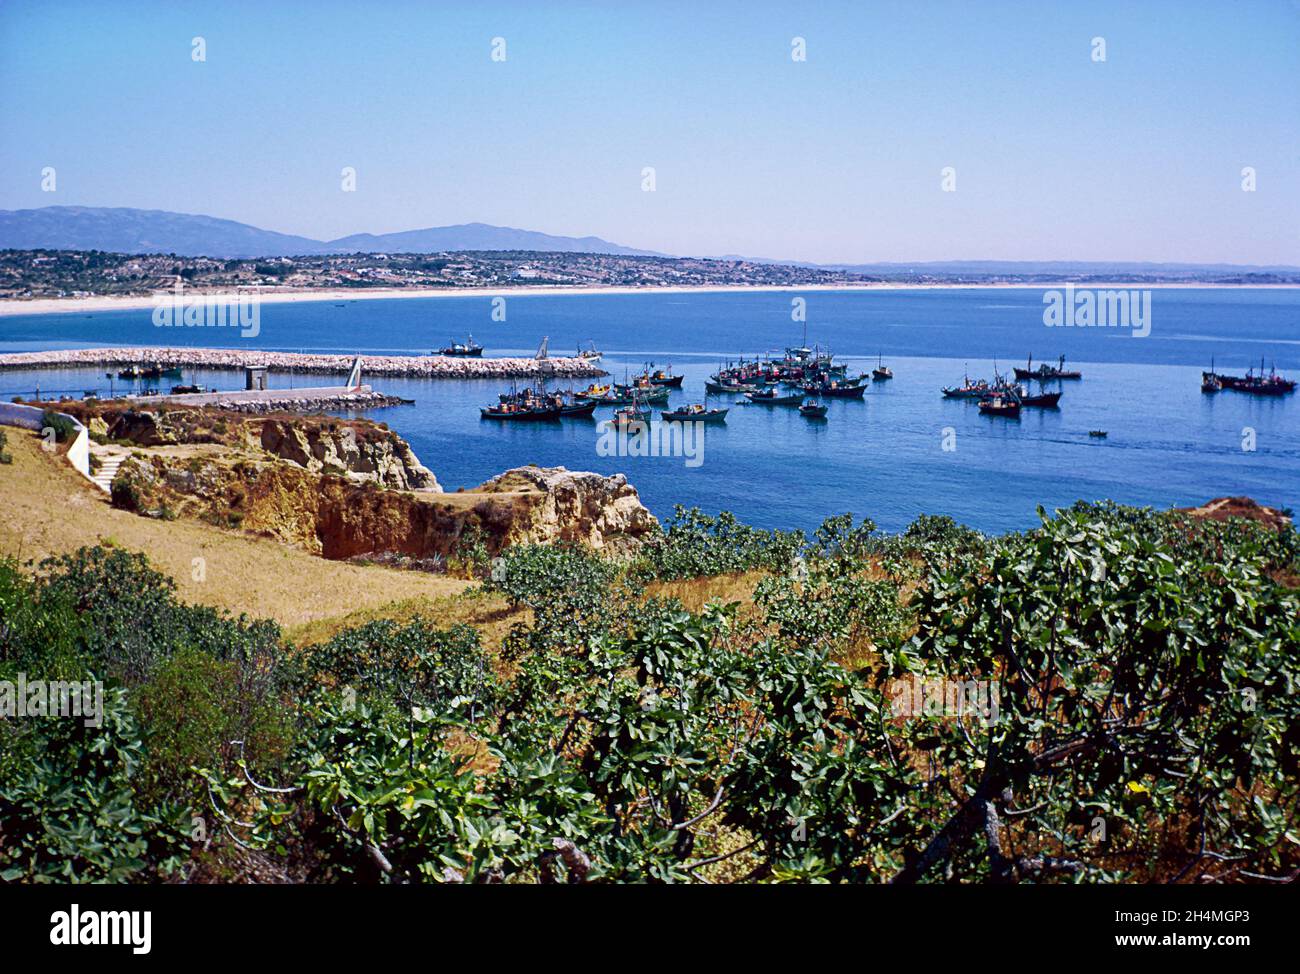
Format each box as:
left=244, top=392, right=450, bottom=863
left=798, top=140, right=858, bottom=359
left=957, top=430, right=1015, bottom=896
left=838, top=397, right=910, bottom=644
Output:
left=1, top=281, right=1298, bottom=318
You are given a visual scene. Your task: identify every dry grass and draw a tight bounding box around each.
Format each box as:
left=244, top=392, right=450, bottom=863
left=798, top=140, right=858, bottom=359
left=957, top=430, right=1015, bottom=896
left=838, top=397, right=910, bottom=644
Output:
left=0, top=428, right=474, bottom=630
left=285, top=588, right=525, bottom=652
left=644, top=570, right=769, bottom=616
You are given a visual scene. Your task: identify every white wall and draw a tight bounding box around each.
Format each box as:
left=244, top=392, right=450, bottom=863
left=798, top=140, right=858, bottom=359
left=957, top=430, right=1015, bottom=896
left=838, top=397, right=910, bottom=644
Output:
left=0, top=402, right=93, bottom=482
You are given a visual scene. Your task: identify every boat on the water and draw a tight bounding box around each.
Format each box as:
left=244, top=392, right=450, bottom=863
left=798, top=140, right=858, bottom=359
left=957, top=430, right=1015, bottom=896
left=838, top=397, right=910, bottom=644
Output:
left=705, top=379, right=758, bottom=394
left=661, top=403, right=728, bottom=423
left=577, top=341, right=603, bottom=363
left=558, top=398, right=598, bottom=418
left=438, top=335, right=484, bottom=357
left=804, top=379, right=866, bottom=398
left=942, top=370, right=991, bottom=399
left=1014, top=354, right=1081, bottom=381
left=480, top=401, right=561, bottom=421
left=871, top=353, right=893, bottom=381
left=609, top=401, right=651, bottom=428
left=1089, top=430, right=1108, bottom=438
left=641, top=363, right=684, bottom=387
left=574, top=383, right=613, bottom=400
left=119, top=363, right=182, bottom=380
left=497, top=384, right=597, bottom=418
left=745, top=388, right=804, bottom=405
left=1018, top=390, right=1062, bottom=408
left=978, top=394, right=1021, bottom=417
left=799, top=400, right=828, bottom=418
left=1204, top=358, right=1296, bottom=396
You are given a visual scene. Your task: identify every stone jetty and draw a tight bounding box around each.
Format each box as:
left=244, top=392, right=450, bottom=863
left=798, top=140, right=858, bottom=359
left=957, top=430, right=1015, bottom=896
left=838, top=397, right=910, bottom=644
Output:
left=0, top=346, right=607, bottom=379
left=150, top=387, right=408, bottom=413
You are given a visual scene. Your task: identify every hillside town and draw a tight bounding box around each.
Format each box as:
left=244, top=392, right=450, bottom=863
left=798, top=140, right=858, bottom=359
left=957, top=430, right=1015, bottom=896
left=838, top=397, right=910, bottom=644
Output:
left=0, top=248, right=876, bottom=299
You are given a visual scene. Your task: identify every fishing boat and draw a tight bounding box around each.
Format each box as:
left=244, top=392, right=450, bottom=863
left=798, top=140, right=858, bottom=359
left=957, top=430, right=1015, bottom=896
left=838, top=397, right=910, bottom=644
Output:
left=1089, top=430, right=1108, bottom=438
left=661, top=403, right=728, bottom=423
left=437, top=335, right=484, bottom=357
left=558, top=398, right=598, bottom=418
left=942, top=370, right=991, bottom=399
left=612, top=384, right=670, bottom=404
left=1209, top=358, right=1296, bottom=396
left=805, top=379, right=866, bottom=398
left=1018, top=390, right=1062, bottom=408
left=609, top=399, right=651, bottom=428
left=799, top=400, right=828, bottom=418
left=978, top=394, right=1021, bottom=417
left=118, top=363, right=182, bottom=380
left=1014, top=354, right=1081, bottom=381
left=642, top=363, right=684, bottom=388
left=480, top=400, right=561, bottom=421
left=574, top=382, right=613, bottom=400
left=745, top=387, right=804, bottom=405
left=1201, top=373, right=1222, bottom=393
left=576, top=341, right=603, bottom=363
left=871, top=353, right=893, bottom=381
left=705, top=379, right=758, bottom=394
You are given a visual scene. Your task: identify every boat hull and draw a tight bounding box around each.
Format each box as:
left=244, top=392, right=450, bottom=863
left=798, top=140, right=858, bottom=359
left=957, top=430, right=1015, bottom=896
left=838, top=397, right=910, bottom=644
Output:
left=661, top=409, right=727, bottom=423
left=480, top=407, right=561, bottom=421
left=1019, top=391, right=1062, bottom=408
left=807, top=384, right=866, bottom=398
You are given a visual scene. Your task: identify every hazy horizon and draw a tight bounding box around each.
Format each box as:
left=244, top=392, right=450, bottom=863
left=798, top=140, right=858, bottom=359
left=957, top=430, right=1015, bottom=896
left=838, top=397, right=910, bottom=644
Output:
left=2, top=0, right=1298, bottom=265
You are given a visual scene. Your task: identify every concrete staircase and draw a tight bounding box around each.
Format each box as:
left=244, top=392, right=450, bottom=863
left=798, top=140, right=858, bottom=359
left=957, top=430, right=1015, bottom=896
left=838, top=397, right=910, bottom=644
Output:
left=89, top=446, right=129, bottom=494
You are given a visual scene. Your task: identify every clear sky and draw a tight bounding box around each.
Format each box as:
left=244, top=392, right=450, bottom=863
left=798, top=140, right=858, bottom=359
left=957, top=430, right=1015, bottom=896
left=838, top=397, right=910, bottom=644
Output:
left=1, top=0, right=1297, bottom=264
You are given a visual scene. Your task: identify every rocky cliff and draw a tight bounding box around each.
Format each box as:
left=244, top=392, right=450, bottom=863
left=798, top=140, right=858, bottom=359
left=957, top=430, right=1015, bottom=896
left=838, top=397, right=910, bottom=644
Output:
left=112, top=454, right=657, bottom=562
left=59, top=401, right=439, bottom=492
left=259, top=418, right=438, bottom=491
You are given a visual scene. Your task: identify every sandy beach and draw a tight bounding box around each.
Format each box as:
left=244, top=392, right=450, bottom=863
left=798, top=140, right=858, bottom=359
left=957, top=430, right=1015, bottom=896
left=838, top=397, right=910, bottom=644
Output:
left=3, top=281, right=1296, bottom=318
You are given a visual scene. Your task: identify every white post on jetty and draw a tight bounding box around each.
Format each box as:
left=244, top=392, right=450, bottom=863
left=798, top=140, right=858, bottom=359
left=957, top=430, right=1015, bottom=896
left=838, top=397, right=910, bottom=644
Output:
left=347, top=356, right=363, bottom=391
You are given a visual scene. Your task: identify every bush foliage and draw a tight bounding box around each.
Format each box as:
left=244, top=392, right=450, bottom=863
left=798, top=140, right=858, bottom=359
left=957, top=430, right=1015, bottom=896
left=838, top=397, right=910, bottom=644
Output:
left=2, top=502, right=1298, bottom=884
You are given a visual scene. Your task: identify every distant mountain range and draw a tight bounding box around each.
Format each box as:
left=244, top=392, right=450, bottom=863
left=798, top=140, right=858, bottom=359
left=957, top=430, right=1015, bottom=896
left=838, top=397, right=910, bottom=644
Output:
left=1, top=207, right=1296, bottom=278
left=0, top=206, right=663, bottom=259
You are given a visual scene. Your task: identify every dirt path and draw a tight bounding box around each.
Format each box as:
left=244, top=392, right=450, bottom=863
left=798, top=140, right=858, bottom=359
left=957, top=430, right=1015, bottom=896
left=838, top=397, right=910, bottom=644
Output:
left=0, top=428, right=474, bottom=630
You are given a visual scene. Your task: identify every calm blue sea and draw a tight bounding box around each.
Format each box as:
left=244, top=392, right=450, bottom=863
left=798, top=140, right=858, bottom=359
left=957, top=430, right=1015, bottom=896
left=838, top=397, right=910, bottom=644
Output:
left=2, top=287, right=1297, bottom=534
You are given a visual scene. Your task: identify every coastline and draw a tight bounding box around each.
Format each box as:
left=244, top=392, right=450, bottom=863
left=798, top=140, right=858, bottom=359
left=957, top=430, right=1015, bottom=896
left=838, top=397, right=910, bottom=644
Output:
left=2, top=281, right=1298, bottom=318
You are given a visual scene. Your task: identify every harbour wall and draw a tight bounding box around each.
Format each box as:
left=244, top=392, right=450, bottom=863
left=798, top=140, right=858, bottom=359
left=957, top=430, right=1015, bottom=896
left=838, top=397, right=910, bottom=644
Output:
left=0, top=347, right=607, bottom=379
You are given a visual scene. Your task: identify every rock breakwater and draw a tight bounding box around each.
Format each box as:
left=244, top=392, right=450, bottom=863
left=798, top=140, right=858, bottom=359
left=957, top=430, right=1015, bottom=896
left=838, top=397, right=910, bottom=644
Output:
left=0, top=346, right=607, bottom=379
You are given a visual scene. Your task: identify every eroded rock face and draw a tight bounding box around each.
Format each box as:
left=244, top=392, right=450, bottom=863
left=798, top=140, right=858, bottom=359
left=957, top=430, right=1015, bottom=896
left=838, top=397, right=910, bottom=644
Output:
left=106, top=410, right=176, bottom=446
left=109, top=454, right=657, bottom=562
left=478, top=465, right=659, bottom=555
left=259, top=419, right=439, bottom=492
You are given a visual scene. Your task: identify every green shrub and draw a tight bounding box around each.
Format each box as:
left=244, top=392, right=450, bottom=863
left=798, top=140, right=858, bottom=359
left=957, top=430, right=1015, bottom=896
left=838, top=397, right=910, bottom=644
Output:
left=305, top=618, right=495, bottom=720
left=134, top=647, right=295, bottom=803
left=632, top=506, right=805, bottom=581
left=39, top=409, right=78, bottom=444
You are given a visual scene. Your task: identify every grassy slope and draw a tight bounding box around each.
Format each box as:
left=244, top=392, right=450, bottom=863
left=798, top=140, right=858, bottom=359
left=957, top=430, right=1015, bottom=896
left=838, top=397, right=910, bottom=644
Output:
left=0, top=428, right=476, bottom=632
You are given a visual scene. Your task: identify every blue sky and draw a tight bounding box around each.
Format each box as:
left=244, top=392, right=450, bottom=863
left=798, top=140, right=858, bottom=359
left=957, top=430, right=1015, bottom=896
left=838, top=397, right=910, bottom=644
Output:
left=1, top=0, right=1297, bottom=264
